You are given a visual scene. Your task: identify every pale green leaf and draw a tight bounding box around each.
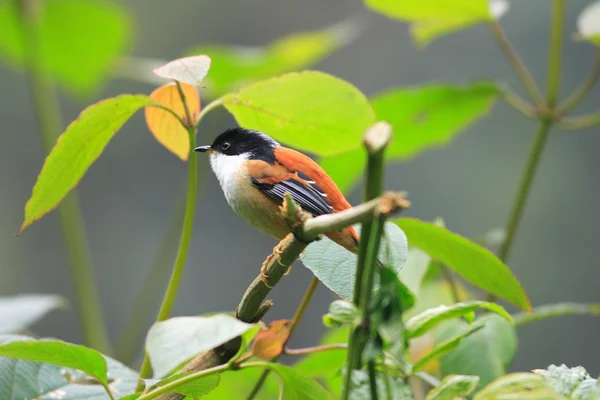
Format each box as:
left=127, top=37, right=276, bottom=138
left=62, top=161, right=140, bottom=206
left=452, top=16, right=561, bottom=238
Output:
left=187, top=17, right=362, bottom=96
left=514, top=302, right=600, bottom=327
left=438, top=315, right=518, bottom=387
left=295, top=327, right=349, bottom=380
left=202, top=368, right=280, bottom=400
left=345, top=370, right=413, bottom=400
left=148, top=373, right=220, bottom=398
left=413, top=321, right=484, bottom=372
left=302, top=222, right=408, bottom=300
left=146, top=314, right=259, bottom=378
left=267, top=363, right=335, bottom=400
left=0, top=335, right=137, bottom=400
left=406, top=300, right=512, bottom=338
left=0, top=0, right=131, bottom=95
left=0, top=335, right=107, bottom=385
left=371, top=83, right=499, bottom=161
left=425, top=374, right=480, bottom=400
left=398, top=248, right=431, bottom=297
left=323, top=300, right=359, bottom=327
left=152, top=55, right=211, bottom=86
left=319, top=149, right=365, bottom=194
left=577, top=1, right=600, bottom=47
left=395, top=218, right=530, bottom=310
left=21, top=95, right=155, bottom=232
left=0, top=295, right=66, bottom=333
left=222, top=71, right=376, bottom=156
left=474, top=373, right=561, bottom=400
left=540, top=364, right=600, bottom=400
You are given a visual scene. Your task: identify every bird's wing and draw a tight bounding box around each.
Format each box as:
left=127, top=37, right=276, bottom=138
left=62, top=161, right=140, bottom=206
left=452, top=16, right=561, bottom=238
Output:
left=251, top=176, right=334, bottom=217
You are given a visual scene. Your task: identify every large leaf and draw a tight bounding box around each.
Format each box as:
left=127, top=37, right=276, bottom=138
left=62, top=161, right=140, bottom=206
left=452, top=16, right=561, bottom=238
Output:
left=0, top=0, right=130, bottom=95
left=267, top=363, right=335, bottom=400
left=187, top=18, right=361, bottom=96
left=146, top=373, right=220, bottom=398
left=474, top=373, right=561, bottom=400
left=146, top=314, right=259, bottom=378
left=0, top=294, right=65, bottom=333
left=202, top=368, right=280, bottom=400
left=577, top=1, right=600, bottom=47
left=539, top=364, right=600, bottom=400
left=0, top=335, right=137, bottom=400
left=145, top=83, right=200, bottom=160
left=21, top=95, right=155, bottom=232
left=319, top=149, right=365, bottom=195
left=344, top=370, right=413, bottom=400
left=395, top=218, right=531, bottom=310
left=406, top=300, right=512, bottom=338
left=0, top=336, right=108, bottom=385
left=437, top=315, right=518, bottom=388
left=363, top=0, right=507, bottom=45
left=302, top=222, right=408, bottom=300
left=397, top=248, right=432, bottom=297
left=372, top=83, right=499, bottom=160
left=425, top=374, right=480, bottom=400
left=222, top=71, right=376, bottom=156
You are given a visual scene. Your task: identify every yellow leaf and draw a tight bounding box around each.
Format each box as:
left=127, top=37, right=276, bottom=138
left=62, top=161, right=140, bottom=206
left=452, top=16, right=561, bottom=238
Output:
left=145, top=83, right=200, bottom=160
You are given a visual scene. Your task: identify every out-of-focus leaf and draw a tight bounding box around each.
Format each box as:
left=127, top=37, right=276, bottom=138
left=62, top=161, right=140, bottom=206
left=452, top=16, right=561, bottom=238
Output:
left=222, top=71, right=376, bottom=156
left=577, top=1, right=600, bottom=47
left=0, top=0, right=130, bottom=95
left=514, top=302, right=600, bottom=327
left=364, top=0, right=508, bottom=45
left=0, top=295, right=66, bottom=333
left=187, top=17, right=363, bottom=96
left=0, top=335, right=137, bottom=400
left=266, top=363, right=335, bottom=400
left=251, top=319, right=292, bottom=359
left=425, top=374, right=480, bottom=400
left=372, top=83, right=499, bottom=160
left=537, top=364, right=600, bottom=400
left=148, top=373, right=220, bottom=398
left=146, top=314, right=259, bottom=378
left=344, top=369, right=413, bottom=400
left=145, top=83, right=200, bottom=160
left=295, top=327, right=349, bottom=380
left=413, top=321, right=484, bottom=372
left=395, top=218, right=531, bottom=310
left=406, top=300, right=512, bottom=338
left=21, top=95, right=154, bottom=232
left=202, top=367, right=280, bottom=400
left=0, top=336, right=107, bottom=385
left=438, top=315, right=518, bottom=388
left=323, top=300, right=359, bottom=327
left=474, top=373, right=561, bottom=400
left=319, top=149, right=365, bottom=195
left=302, top=222, right=408, bottom=300
left=152, top=55, right=211, bottom=86
left=398, top=248, right=431, bottom=297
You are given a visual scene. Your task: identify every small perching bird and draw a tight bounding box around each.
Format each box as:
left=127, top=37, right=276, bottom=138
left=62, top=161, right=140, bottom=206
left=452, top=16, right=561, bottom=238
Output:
left=195, top=127, right=360, bottom=278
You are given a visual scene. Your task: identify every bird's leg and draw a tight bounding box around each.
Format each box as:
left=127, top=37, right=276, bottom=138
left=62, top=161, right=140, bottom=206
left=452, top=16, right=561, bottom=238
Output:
left=260, top=236, right=289, bottom=285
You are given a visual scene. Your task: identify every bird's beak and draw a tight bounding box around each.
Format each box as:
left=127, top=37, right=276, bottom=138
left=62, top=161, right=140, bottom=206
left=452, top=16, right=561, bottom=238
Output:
left=194, top=145, right=213, bottom=154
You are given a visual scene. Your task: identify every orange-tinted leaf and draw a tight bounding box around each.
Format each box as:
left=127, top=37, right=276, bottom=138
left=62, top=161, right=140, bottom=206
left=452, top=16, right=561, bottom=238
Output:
left=152, top=55, right=211, bottom=85
left=145, top=83, right=200, bottom=160
left=251, top=319, right=293, bottom=359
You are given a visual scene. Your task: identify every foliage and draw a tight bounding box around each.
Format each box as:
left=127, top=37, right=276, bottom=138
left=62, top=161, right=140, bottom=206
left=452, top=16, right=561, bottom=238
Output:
left=1, top=0, right=600, bottom=399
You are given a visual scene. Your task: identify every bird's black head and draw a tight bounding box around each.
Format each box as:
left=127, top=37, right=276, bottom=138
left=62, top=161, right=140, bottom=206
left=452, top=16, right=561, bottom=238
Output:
left=194, top=127, right=278, bottom=163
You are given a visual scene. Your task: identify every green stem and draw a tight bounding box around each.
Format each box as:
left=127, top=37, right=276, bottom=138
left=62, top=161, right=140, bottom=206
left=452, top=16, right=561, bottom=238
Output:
left=546, top=0, right=564, bottom=108
left=284, top=343, right=347, bottom=356
left=559, top=51, right=600, bottom=113
left=246, top=277, right=320, bottom=400
left=18, top=0, right=110, bottom=353
left=513, top=302, right=600, bottom=326
left=368, top=361, right=379, bottom=400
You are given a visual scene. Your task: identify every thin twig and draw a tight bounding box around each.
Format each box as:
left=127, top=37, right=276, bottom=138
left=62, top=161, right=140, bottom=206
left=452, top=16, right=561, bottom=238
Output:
left=514, top=302, right=600, bottom=326
left=558, top=113, right=600, bottom=130
left=283, top=343, right=347, bottom=356
left=441, top=266, right=460, bottom=303
left=489, top=21, right=545, bottom=108
left=559, top=51, right=600, bottom=113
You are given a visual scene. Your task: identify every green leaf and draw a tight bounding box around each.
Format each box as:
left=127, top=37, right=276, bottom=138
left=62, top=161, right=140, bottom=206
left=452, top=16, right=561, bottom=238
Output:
left=398, top=248, right=431, bottom=297
left=577, top=1, right=600, bottom=48
left=0, top=336, right=108, bottom=385
left=0, top=0, right=131, bottom=95
left=539, top=364, right=600, bottom=400
left=413, top=321, right=484, bottom=373
left=202, top=368, right=280, bottom=400
left=266, top=363, right=335, bottom=400
left=295, top=327, right=349, bottom=380
left=425, top=374, right=480, bottom=400
left=363, top=0, right=506, bottom=45
left=0, top=294, right=66, bottom=333
left=222, top=71, right=376, bottom=156
left=323, top=300, right=359, bottom=327
left=371, top=83, right=499, bottom=160
left=344, top=370, right=413, bottom=400
left=302, top=222, right=408, bottom=300
left=437, top=315, right=518, bottom=388
left=147, top=373, right=220, bottom=398
left=395, top=218, right=531, bottom=311
left=514, top=302, right=600, bottom=327
left=474, top=373, right=561, bottom=400
left=319, top=149, right=365, bottom=194
left=21, top=94, right=155, bottom=232
left=186, top=18, right=361, bottom=96
left=146, top=314, right=259, bottom=378
left=406, top=300, right=512, bottom=339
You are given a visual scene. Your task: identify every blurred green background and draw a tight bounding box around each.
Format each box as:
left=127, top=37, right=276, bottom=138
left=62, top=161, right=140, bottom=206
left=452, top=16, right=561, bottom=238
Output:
left=1, top=0, right=598, bottom=375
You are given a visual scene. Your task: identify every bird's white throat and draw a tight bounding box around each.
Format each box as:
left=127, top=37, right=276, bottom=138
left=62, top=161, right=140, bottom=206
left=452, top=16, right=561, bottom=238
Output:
left=209, top=152, right=250, bottom=205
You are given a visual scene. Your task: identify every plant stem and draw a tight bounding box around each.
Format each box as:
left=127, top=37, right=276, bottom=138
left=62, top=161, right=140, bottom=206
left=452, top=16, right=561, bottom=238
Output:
left=489, top=21, right=545, bottom=107
left=559, top=51, right=600, bottom=113
left=546, top=0, right=564, bottom=108
left=558, top=113, right=600, bottom=130
left=246, top=276, right=320, bottom=400
left=513, top=302, right=600, bottom=326
left=18, top=0, right=111, bottom=353
left=284, top=343, right=347, bottom=356
left=368, top=361, right=379, bottom=400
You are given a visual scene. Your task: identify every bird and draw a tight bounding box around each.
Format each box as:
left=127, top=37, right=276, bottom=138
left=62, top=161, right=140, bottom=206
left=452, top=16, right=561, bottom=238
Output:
left=195, top=127, right=360, bottom=281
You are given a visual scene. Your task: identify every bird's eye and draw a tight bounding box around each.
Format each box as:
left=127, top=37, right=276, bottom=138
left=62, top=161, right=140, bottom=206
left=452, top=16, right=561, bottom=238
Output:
left=221, top=141, right=231, bottom=151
